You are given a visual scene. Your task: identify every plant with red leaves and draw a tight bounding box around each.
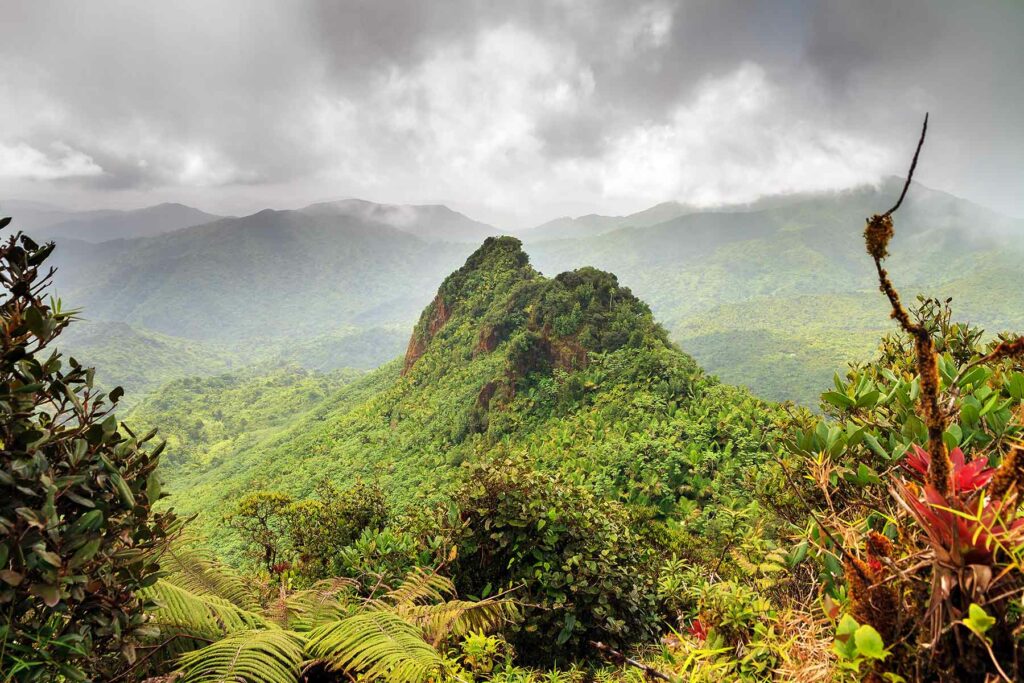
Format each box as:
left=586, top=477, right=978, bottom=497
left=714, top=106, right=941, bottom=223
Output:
left=895, top=482, right=1022, bottom=565
left=684, top=618, right=708, bottom=642
left=900, top=445, right=994, bottom=494
left=895, top=445, right=1024, bottom=564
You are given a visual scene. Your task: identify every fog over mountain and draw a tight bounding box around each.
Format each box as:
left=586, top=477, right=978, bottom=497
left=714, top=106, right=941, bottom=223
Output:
left=1, top=1, right=1022, bottom=225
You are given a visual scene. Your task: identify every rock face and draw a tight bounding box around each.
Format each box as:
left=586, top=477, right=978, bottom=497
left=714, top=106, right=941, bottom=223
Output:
left=402, top=294, right=451, bottom=373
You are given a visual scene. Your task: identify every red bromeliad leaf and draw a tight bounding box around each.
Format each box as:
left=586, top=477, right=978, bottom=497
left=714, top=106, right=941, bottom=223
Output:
left=686, top=618, right=708, bottom=641
left=900, top=445, right=993, bottom=493
left=894, top=479, right=1024, bottom=564
left=901, top=444, right=931, bottom=479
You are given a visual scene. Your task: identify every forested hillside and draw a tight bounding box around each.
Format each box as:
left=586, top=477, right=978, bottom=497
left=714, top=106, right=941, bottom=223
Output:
left=18, top=179, right=1023, bottom=405
left=141, top=236, right=785, bottom=563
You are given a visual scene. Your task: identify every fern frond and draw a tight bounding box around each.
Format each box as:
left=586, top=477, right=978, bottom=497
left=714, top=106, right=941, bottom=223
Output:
left=161, top=545, right=260, bottom=610
left=400, top=598, right=517, bottom=645
left=175, top=628, right=305, bottom=683
left=305, top=610, right=443, bottom=683
left=382, top=568, right=454, bottom=608
left=144, top=579, right=270, bottom=639
left=282, top=578, right=358, bottom=632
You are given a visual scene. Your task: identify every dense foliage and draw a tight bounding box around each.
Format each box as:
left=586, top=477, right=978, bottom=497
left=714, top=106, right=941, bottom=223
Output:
left=0, top=216, right=176, bottom=681
left=451, top=459, right=659, bottom=662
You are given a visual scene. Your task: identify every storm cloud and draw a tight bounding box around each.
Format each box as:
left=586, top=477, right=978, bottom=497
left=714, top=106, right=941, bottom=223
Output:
left=1, top=0, right=1021, bottom=226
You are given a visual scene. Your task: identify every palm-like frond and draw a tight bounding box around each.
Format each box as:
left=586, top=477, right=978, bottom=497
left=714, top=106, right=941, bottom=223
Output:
left=150, top=565, right=515, bottom=683
left=381, top=567, right=454, bottom=608
left=161, top=545, right=260, bottom=610
left=401, top=598, right=517, bottom=645
left=281, top=578, right=358, bottom=631
left=144, top=579, right=270, bottom=639
left=305, top=610, right=443, bottom=683
left=175, top=629, right=306, bottom=683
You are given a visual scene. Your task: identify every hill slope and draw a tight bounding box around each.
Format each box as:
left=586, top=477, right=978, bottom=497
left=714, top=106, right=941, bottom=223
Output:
left=138, top=237, right=783, bottom=556
left=47, top=208, right=478, bottom=341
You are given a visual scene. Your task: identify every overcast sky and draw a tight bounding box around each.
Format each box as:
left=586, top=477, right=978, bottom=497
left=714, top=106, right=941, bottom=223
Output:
left=1, top=0, right=1021, bottom=227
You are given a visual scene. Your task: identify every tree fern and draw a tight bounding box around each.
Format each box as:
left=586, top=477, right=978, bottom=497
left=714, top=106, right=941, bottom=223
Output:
left=160, top=544, right=261, bottom=610
left=143, top=580, right=270, bottom=639
left=401, top=598, right=517, bottom=645
left=175, top=629, right=305, bottom=683
left=381, top=567, right=454, bottom=608
left=281, top=578, right=357, bottom=631
left=305, top=610, right=443, bottom=682
left=145, top=564, right=513, bottom=683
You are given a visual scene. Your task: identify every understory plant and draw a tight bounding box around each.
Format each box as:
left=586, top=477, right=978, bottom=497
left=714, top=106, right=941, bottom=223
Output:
left=136, top=546, right=516, bottom=682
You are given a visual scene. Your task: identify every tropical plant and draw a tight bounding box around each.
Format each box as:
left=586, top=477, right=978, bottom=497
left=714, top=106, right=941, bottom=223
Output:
left=779, top=120, right=1024, bottom=681
left=283, top=478, right=390, bottom=579
left=0, top=214, right=177, bottom=681
left=138, top=549, right=515, bottom=682
left=226, top=490, right=293, bottom=573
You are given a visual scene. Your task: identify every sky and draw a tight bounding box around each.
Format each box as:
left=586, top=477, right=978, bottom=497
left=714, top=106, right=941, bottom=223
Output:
left=1, top=0, right=1021, bottom=228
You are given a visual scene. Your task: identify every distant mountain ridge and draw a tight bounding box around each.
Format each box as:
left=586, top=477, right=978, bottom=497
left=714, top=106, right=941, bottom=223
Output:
left=299, top=198, right=500, bottom=243
left=24, top=202, right=222, bottom=243
left=45, top=205, right=478, bottom=341
left=519, top=201, right=698, bottom=241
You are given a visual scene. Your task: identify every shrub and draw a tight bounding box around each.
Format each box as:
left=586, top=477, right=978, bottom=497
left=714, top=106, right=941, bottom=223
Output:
left=0, top=216, right=176, bottom=680
left=283, top=478, right=390, bottom=579
left=450, top=458, right=660, bottom=663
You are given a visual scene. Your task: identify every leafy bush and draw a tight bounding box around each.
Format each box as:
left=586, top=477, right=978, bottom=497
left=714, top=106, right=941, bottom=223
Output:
left=0, top=216, right=176, bottom=680
left=332, top=522, right=453, bottom=597
left=284, top=478, right=390, bottom=579
left=450, top=458, right=660, bottom=663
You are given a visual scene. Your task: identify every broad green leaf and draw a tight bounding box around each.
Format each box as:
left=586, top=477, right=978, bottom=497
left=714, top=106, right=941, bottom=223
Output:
left=963, top=603, right=996, bottom=639
left=854, top=624, right=886, bottom=660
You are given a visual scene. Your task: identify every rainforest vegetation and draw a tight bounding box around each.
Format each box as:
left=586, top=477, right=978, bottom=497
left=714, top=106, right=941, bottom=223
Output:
left=3, top=129, right=1024, bottom=681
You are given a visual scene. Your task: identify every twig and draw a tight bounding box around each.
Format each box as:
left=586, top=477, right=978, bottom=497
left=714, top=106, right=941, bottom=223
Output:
left=589, top=640, right=671, bottom=681
left=865, top=113, right=954, bottom=496
left=884, top=113, right=929, bottom=217
left=979, top=632, right=1013, bottom=682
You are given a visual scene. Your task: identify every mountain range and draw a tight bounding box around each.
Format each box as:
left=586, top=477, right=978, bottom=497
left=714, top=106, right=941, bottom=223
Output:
left=6, top=177, right=1023, bottom=405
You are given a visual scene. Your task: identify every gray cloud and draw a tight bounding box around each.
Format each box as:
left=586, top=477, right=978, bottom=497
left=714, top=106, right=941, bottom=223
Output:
left=0, top=0, right=1021, bottom=226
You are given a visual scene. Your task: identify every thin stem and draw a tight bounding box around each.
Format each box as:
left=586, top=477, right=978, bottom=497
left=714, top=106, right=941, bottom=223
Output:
left=884, top=113, right=929, bottom=217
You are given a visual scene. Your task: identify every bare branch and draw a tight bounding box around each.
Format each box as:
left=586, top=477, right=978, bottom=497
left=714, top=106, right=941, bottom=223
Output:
left=885, top=113, right=929, bottom=217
